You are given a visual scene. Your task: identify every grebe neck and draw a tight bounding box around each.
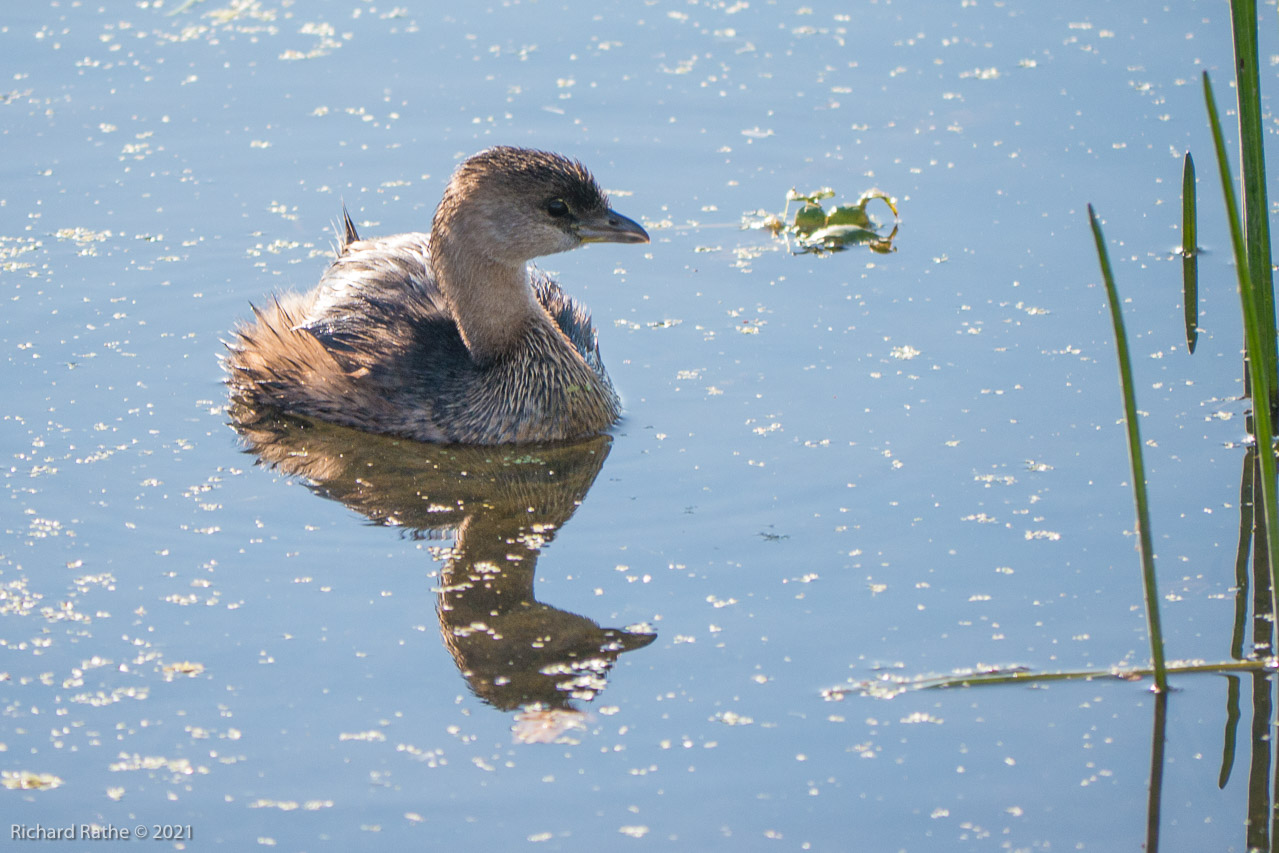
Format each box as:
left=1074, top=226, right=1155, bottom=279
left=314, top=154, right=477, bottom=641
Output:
left=431, top=226, right=541, bottom=366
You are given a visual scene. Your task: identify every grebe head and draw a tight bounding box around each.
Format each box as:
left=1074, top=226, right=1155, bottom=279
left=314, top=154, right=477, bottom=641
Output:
left=434, top=146, right=649, bottom=267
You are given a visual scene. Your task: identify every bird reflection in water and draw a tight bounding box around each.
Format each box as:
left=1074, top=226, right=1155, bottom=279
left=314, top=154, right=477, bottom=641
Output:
left=229, top=402, right=655, bottom=742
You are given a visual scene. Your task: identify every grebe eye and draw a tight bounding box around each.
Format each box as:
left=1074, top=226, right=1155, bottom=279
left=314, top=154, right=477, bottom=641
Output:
left=546, top=199, right=569, bottom=218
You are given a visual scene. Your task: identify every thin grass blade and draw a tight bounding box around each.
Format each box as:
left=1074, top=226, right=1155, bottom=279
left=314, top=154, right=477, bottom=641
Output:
left=1228, top=0, right=1277, bottom=397
left=1087, top=204, right=1168, bottom=692
left=1204, top=71, right=1279, bottom=595
left=1182, top=152, right=1199, bottom=354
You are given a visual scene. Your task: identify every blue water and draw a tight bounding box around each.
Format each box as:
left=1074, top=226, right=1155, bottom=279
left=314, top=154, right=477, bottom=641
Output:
left=1, top=1, right=1264, bottom=850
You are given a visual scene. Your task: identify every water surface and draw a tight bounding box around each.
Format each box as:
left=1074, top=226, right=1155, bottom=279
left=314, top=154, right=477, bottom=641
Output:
left=2, top=1, right=1262, bottom=850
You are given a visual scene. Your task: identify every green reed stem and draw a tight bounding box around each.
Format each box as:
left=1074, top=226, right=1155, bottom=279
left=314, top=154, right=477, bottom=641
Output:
left=1228, top=0, right=1277, bottom=398
left=1203, top=71, right=1279, bottom=594
left=1181, top=152, right=1198, bottom=354
left=1087, top=204, right=1168, bottom=693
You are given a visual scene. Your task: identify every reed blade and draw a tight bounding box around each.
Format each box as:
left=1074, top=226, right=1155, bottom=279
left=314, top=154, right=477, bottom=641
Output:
left=1228, top=0, right=1277, bottom=397
left=1181, top=152, right=1198, bottom=354
left=1087, top=204, right=1168, bottom=692
left=1204, top=71, right=1279, bottom=598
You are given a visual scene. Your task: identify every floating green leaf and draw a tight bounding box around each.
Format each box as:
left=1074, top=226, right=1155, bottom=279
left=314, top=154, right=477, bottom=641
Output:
left=824, top=204, right=871, bottom=229
left=798, top=223, right=898, bottom=254
left=854, top=189, right=899, bottom=219
left=806, top=224, right=878, bottom=244
left=775, top=186, right=900, bottom=255
left=793, top=203, right=827, bottom=234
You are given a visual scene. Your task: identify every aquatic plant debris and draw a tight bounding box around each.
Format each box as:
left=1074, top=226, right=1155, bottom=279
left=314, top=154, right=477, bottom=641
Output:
left=1, top=771, right=63, bottom=791
left=755, top=187, right=899, bottom=254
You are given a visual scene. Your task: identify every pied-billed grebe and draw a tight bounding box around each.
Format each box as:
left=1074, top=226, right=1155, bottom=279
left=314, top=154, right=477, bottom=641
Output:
left=225, top=146, right=649, bottom=444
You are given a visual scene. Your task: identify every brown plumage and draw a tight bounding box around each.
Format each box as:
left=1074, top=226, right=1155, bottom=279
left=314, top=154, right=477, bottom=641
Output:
left=225, top=147, right=649, bottom=444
